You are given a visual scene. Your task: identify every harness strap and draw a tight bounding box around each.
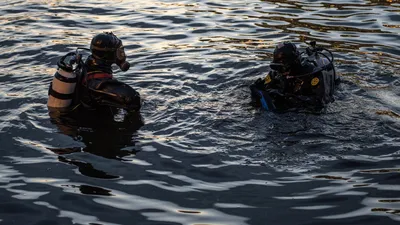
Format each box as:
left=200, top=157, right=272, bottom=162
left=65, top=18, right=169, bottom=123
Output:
left=82, top=72, right=113, bottom=85
left=286, top=63, right=332, bottom=79
left=55, top=71, right=77, bottom=83
left=48, top=84, right=74, bottom=100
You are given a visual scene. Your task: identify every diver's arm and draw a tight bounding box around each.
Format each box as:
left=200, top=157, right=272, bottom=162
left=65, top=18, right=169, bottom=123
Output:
left=250, top=71, right=280, bottom=90
left=250, top=72, right=275, bottom=103
left=249, top=71, right=280, bottom=110
left=249, top=77, right=266, bottom=107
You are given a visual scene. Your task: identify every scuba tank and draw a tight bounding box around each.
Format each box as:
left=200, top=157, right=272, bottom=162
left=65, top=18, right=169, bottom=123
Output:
left=305, top=41, right=337, bottom=80
left=304, top=41, right=338, bottom=102
left=47, top=52, right=82, bottom=110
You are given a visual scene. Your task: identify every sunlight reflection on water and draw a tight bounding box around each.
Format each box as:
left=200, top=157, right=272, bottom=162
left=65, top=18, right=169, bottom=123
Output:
left=0, top=0, right=399, bottom=224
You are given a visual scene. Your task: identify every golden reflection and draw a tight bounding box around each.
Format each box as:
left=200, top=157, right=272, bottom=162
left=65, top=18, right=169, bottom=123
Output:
left=200, top=33, right=382, bottom=62
left=261, top=0, right=400, bottom=8
left=200, top=36, right=275, bottom=50
left=260, top=0, right=301, bottom=8
left=313, top=175, right=350, bottom=180
left=319, top=1, right=398, bottom=9
left=158, top=2, right=198, bottom=7
left=199, top=34, right=400, bottom=69
left=190, top=9, right=223, bottom=15
left=371, top=208, right=400, bottom=215
left=353, top=184, right=370, bottom=187
left=28, top=0, right=63, bottom=5
left=6, top=93, right=20, bottom=97
left=383, top=24, right=400, bottom=28
left=312, top=13, right=377, bottom=19
left=338, top=73, right=390, bottom=89
left=0, top=15, right=39, bottom=22
left=361, top=168, right=400, bottom=173
left=360, top=84, right=390, bottom=89
left=177, top=209, right=201, bottom=214
left=339, top=34, right=360, bottom=38
left=376, top=110, right=400, bottom=118
left=369, top=0, right=399, bottom=6
left=379, top=199, right=400, bottom=203
left=252, top=15, right=389, bottom=34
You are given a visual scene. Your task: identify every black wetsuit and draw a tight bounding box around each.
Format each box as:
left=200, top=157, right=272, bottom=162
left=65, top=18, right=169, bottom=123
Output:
left=250, top=61, right=336, bottom=111
left=75, top=55, right=141, bottom=113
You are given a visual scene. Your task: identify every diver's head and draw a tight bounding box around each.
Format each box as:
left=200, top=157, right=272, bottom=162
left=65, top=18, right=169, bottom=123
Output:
left=90, top=32, right=130, bottom=72
left=270, top=41, right=300, bottom=74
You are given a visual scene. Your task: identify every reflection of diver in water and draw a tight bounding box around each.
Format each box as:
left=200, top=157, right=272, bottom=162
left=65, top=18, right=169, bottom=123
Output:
left=47, top=110, right=143, bottom=179
left=47, top=110, right=142, bottom=179
left=47, top=32, right=141, bottom=120
left=250, top=41, right=340, bottom=112
left=49, top=111, right=143, bottom=160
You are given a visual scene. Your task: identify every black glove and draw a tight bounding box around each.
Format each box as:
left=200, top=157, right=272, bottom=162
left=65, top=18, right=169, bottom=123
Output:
left=253, top=78, right=265, bottom=89
left=250, top=78, right=265, bottom=98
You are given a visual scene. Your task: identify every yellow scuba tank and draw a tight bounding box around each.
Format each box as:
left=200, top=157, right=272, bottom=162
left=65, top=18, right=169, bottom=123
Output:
left=47, top=53, right=79, bottom=110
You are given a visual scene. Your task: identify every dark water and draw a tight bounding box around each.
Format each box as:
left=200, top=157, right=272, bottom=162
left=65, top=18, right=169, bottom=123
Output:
left=1, top=0, right=400, bottom=224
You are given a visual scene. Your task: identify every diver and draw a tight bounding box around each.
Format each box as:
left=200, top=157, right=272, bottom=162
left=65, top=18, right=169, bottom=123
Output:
left=250, top=41, right=340, bottom=112
left=47, top=32, right=141, bottom=119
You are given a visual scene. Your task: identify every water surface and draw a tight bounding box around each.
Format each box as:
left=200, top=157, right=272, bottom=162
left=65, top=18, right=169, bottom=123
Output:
left=0, top=0, right=399, bottom=224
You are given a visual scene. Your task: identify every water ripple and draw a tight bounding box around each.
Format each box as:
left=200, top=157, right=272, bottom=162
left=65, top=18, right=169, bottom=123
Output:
left=0, top=0, right=399, bottom=224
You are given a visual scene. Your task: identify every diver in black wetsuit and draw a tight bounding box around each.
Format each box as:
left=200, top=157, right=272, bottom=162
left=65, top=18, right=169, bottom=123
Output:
left=47, top=32, right=141, bottom=117
left=79, top=32, right=141, bottom=112
left=250, top=41, right=339, bottom=112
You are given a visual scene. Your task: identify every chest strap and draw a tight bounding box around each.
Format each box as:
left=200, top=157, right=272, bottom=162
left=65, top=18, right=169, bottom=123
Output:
left=82, top=72, right=113, bottom=85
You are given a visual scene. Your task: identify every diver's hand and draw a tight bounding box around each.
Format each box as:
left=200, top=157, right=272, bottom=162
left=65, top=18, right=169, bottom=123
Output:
left=252, top=78, right=265, bottom=89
